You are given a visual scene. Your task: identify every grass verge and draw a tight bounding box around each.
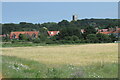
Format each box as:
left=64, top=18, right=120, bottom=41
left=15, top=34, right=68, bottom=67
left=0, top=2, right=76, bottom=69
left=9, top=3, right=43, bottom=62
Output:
left=2, top=55, right=118, bottom=78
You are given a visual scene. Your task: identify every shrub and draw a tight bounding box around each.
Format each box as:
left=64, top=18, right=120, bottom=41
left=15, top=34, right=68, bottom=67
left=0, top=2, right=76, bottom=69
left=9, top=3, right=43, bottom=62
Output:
left=86, top=34, right=98, bottom=43
left=11, top=39, right=19, bottom=43
left=58, top=27, right=83, bottom=40
left=19, top=34, right=28, bottom=41
left=32, top=38, right=41, bottom=43
left=71, top=35, right=79, bottom=41
left=2, top=36, right=10, bottom=42
left=64, top=36, right=73, bottom=41
left=96, top=33, right=112, bottom=43
left=46, top=39, right=55, bottom=44
left=109, top=34, right=117, bottom=42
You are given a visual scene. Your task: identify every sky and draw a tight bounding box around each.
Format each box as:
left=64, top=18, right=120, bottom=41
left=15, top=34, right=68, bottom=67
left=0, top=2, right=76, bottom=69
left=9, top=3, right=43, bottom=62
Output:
left=2, top=2, right=118, bottom=24
left=1, top=0, right=120, bottom=2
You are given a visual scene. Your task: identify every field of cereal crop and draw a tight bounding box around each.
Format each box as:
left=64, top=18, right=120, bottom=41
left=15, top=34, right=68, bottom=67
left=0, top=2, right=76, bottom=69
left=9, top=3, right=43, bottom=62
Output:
left=1, top=43, right=118, bottom=78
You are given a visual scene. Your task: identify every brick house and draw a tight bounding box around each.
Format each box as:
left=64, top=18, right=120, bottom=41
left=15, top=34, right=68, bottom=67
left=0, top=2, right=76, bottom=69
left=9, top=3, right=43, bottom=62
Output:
left=47, top=31, right=60, bottom=36
left=0, top=34, right=6, bottom=37
left=98, top=27, right=120, bottom=38
left=10, top=31, right=39, bottom=39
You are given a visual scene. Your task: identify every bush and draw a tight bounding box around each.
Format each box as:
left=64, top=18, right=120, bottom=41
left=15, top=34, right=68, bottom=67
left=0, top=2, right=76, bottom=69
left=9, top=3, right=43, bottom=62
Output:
left=11, top=39, right=19, bottom=43
left=63, top=36, right=79, bottom=41
left=64, top=36, right=73, bottom=41
left=58, top=27, right=83, bottom=40
left=71, top=35, right=79, bottom=41
left=46, top=39, right=55, bottom=44
left=86, top=34, right=98, bottom=43
left=96, top=33, right=112, bottom=43
left=32, top=38, right=41, bottom=43
left=19, top=34, right=28, bottom=41
left=74, top=40, right=80, bottom=43
left=109, top=34, right=117, bottom=42
left=2, top=36, right=10, bottom=42
left=50, top=36, right=58, bottom=41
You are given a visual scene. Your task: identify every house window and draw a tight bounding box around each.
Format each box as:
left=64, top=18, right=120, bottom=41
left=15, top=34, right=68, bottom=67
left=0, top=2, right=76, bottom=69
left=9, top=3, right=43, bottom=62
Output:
left=50, top=32, right=53, bottom=34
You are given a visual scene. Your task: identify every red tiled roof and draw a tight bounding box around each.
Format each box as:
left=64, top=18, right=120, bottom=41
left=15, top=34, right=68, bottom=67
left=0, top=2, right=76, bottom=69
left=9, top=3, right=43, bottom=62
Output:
left=99, top=31, right=113, bottom=34
left=98, top=28, right=120, bottom=34
left=0, top=34, right=6, bottom=37
left=47, top=31, right=60, bottom=36
left=98, top=29, right=108, bottom=32
left=102, top=29, right=108, bottom=32
left=10, top=31, right=39, bottom=39
left=113, top=28, right=120, bottom=33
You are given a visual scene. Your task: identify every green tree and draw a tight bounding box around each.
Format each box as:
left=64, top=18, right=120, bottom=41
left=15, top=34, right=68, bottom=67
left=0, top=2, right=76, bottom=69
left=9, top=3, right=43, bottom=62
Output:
left=2, top=35, right=10, bottom=42
left=85, top=26, right=97, bottom=34
left=38, top=28, right=48, bottom=42
left=58, top=27, right=83, bottom=40
left=86, top=34, right=98, bottom=43
left=96, top=33, right=112, bottom=43
left=71, top=35, right=79, bottom=41
left=109, top=34, right=117, bottom=42
left=19, top=34, right=28, bottom=41
left=58, top=20, right=70, bottom=27
left=83, top=26, right=97, bottom=39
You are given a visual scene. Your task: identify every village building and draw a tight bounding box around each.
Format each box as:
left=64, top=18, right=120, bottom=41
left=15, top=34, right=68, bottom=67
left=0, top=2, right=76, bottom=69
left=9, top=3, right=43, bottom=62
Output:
left=112, top=28, right=120, bottom=38
left=47, top=31, right=60, bottom=36
left=97, top=27, right=120, bottom=38
left=80, top=29, right=86, bottom=33
left=5, top=26, right=120, bottom=40
left=0, top=34, right=7, bottom=37
left=10, top=31, right=39, bottom=39
left=98, top=29, right=109, bottom=32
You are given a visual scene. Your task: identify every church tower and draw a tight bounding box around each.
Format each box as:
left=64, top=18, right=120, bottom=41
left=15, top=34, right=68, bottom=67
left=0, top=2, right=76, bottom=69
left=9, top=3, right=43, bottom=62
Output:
left=72, top=15, right=78, bottom=21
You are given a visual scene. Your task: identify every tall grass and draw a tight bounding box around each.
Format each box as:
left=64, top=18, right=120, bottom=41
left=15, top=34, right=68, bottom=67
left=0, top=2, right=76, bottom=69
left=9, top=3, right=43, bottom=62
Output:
left=2, top=43, right=118, bottom=78
left=2, top=55, right=118, bottom=78
left=2, top=43, right=118, bottom=66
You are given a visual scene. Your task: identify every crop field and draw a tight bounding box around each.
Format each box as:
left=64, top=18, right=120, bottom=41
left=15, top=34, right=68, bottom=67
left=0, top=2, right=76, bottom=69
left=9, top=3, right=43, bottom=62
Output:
left=1, top=43, right=118, bottom=78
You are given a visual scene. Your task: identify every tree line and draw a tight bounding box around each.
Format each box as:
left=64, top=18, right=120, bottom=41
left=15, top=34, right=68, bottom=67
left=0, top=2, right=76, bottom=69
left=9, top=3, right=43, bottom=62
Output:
left=1, top=18, right=120, bottom=44
left=2, top=19, right=119, bottom=35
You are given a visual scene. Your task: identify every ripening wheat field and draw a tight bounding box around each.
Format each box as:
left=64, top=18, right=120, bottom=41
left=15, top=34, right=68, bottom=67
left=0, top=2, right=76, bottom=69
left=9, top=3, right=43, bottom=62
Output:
left=2, top=43, right=118, bottom=65
left=1, top=43, right=118, bottom=78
